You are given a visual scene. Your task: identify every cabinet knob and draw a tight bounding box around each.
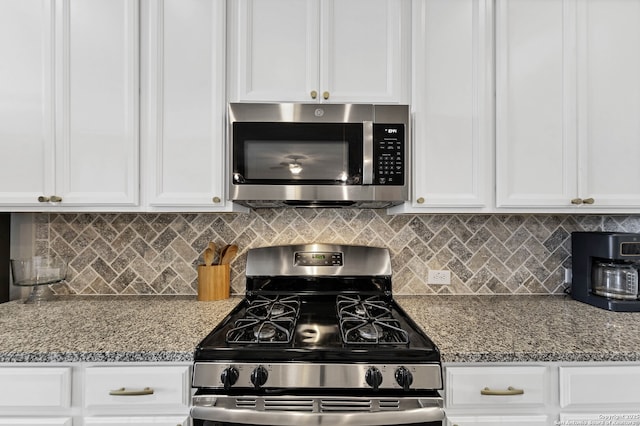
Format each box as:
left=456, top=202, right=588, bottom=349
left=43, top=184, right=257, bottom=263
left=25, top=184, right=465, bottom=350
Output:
left=37, top=196, right=50, bottom=203
left=582, top=197, right=595, bottom=205
left=310, top=90, right=318, bottom=99
left=416, top=197, right=425, bottom=204
left=50, top=195, right=62, bottom=203
left=323, top=91, right=330, bottom=100
left=571, top=198, right=583, bottom=205
left=212, top=196, right=221, bottom=204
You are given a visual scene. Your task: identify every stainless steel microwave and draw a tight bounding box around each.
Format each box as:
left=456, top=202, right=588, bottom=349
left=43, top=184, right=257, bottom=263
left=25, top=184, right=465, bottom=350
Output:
left=229, top=103, right=409, bottom=208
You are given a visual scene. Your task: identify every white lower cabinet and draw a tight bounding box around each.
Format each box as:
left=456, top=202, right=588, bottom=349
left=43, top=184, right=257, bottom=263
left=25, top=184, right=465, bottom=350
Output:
left=446, top=415, right=548, bottom=426
left=559, top=365, right=640, bottom=423
left=445, top=363, right=640, bottom=425
left=83, top=416, right=188, bottom=426
left=0, top=420, right=73, bottom=426
left=84, top=365, right=190, bottom=414
left=444, top=365, right=551, bottom=424
left=0, top=363, right=191, bottom=426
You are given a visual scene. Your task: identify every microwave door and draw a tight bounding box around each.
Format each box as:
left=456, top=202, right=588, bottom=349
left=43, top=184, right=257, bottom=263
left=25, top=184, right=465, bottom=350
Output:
left=232, top=122, right=363, bottom=185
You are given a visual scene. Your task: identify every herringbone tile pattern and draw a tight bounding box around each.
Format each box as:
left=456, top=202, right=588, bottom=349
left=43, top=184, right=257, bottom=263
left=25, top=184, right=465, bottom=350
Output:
left=35, top=211, right=640, bottom=296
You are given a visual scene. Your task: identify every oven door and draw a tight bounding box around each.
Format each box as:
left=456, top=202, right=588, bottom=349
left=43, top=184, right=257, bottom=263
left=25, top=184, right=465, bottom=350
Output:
left=191, top=393, right=444, bottom=426
left=232, top=121, right=366, bottom=186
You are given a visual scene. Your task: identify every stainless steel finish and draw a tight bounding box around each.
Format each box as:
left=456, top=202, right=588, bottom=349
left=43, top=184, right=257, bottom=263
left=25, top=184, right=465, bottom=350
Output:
left=363, top=121, right=373, bottom=185
left=244, top=244, right=392, bottom=277
left=192, top=362, right=443, bottom=390
left=191, top=395, right=444, bottom=425
left=229, top=102, right=377, bottom=123
left=228, top=103, right=409, bottom=208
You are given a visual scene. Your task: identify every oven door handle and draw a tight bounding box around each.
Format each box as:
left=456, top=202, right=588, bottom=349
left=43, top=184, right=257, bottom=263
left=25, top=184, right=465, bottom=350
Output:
left=191, top=398, right=444, bottom=426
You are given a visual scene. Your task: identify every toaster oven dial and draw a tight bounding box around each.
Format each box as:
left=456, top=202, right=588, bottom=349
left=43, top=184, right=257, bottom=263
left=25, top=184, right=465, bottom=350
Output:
left=220, top=367, right=239, bottom=390
left=250, top=365, right=269, bottom=389
left=395, top=366, right=414, bottom=391
left=365, top=367, right=383, bottom=390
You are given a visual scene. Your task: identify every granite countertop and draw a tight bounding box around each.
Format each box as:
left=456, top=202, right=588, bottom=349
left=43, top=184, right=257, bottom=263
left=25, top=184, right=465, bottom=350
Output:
left=1, top=294, right=639, bottom=363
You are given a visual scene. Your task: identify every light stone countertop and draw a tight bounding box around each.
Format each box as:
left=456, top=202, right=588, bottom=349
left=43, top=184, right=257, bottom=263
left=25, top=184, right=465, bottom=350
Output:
left=0, top=295, right=639, bottom=363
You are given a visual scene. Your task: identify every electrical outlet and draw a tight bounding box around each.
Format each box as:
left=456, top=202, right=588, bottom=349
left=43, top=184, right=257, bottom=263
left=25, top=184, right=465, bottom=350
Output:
left=428, top=270, right=450, bottom=285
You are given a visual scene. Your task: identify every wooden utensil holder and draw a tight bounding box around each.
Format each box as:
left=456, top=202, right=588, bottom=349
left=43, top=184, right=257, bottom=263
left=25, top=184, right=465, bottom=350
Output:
left=197, top=264, right=230, bottom=301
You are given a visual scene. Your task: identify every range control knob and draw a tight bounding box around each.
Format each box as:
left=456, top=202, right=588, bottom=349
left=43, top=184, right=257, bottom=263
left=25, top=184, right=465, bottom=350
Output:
left=395, top=366, right=414, bottom=391
left=365, top=367, right=383, bottom=390
left=250, top=365, right=268, bottom=389
left=220, top=367, right=239, bottom=390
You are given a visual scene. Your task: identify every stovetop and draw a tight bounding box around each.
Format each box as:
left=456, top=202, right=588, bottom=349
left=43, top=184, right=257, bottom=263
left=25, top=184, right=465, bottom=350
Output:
left=194, top=292, right=440, bottom=363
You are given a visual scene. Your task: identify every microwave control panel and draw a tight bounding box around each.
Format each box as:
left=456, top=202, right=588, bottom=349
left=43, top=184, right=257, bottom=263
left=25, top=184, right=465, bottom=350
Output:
left=373, top=124, right=404, bottom=185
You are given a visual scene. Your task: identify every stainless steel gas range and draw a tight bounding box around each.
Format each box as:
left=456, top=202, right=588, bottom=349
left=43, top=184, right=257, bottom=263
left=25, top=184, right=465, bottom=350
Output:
left=191, top=244, right=444, bottom=426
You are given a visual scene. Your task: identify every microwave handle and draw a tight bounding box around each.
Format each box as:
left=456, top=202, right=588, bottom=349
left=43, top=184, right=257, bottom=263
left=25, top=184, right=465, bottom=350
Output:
left=363, top=121, right=374, bottom=185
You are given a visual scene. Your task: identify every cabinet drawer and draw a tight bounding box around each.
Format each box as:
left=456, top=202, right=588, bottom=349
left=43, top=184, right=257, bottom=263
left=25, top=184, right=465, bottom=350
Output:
left=84, top=416, right=189, bottom=426
left=0, top=367, right=71, bottom=409
left=84, top=365, right=190, bottom=412
left=0, top=420, right=72, bottom=426
left=445, top=366, right=547, bottom=408
left=446, top=415, right=548, bottom=426
left=560, top=366, right=640, bottom=407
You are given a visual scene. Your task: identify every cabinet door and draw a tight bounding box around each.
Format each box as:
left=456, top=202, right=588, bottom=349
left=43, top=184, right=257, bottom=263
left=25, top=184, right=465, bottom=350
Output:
left=0, top=0, right=55, bottom=206
left=143, top=0, right=226, bottom=208
left=559, top=365, right=640, bottom=408
left=55, top=0, right=139, bottom=206
left=446, top=416, right=548, bottom=426
left=84, top=416, right=188, bottom=426
left=0, top=420, right=72, bottom=426
left=0, top=367, right=72, bottom=409
left=576, top=0, right=640, bottom=207
left=320, top=0, right=409, bottom=104
left=495, top=0, right=578, bottom=208
left=228, top=0, right=320, bottom=102
left=410, top=0, right=492, bottom=209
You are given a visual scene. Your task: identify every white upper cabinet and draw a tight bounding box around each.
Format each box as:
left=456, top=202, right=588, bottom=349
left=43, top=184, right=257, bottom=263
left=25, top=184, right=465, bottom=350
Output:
left=228, top=0, right=410, bottom=104
left=496, top=0, right=640, bottom=210
left=142, top=0, right=236, bottom=211
left=393, top=0, right=493, bottom=213
left=0, top=0, right=55, bottom=206
left=575, top=0, right=640, bottom=208
left=0, top=0, right=139, bottom=210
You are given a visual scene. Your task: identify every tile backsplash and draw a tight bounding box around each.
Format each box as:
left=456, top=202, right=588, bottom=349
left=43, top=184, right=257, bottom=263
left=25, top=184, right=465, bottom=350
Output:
left=34, top=210, right=640, bottom=296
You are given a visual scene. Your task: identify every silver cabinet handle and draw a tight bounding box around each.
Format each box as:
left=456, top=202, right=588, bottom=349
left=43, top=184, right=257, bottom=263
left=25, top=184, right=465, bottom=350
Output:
left=571, top=198, right=583, bottom=205
left=38, top=196, right=50, bottom=202
left=212, top=196, right=221, bottom=203
left=323, top=91, right=330, bottom=100
left=416, top=197, right=425, bottom=204
left=582, top=197, right=595, bottom=204
left=310, top=90, right=318, bottom=99
left=480, top=386, right=524, bottom=396
left=109, top=387, right=154, bottom=396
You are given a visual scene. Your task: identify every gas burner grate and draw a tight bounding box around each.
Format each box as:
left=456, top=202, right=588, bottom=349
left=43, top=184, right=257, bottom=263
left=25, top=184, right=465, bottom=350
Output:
left=226, top=295, right=300, bottom=344
left=337, top=295, right=409, bottom=345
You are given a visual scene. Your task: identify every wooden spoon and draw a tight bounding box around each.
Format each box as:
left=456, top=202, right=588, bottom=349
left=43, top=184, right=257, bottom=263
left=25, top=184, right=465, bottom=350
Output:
left=220, top=245, right=238, bottom=265
left=208, top=241, right=216, bottom=263
left=203, top=248, right=214, bottom=266
left=218, top=244, right=230, bottom=265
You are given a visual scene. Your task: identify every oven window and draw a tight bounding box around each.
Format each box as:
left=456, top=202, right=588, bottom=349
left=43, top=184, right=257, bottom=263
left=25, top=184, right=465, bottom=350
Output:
left=233, top=122, right=363, bottom=184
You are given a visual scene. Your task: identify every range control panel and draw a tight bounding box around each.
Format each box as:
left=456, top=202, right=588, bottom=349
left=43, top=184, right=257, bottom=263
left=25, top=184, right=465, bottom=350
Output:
left=294, top=252, right=343, bottom=267
left=373, top=124, right=404, bottom=185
